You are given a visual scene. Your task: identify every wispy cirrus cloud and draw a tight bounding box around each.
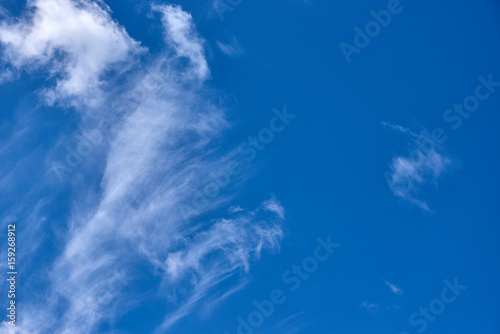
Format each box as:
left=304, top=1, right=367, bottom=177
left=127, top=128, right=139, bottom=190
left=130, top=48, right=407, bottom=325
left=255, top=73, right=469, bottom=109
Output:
left=262, top=195, right=285, bottom=220
left=228, top=205, right=244, bottom=213
left=384, top=280, right=403, bottom=295
left=384, top=122, right=452, bottom=212
left=216, top=35, right=244, bottom=57
left=153, top=3, right=209, bottom=81
left=0, top=2, right=286, bottom=334
left=157, top=202, right=284, bottom=332
left=0, top=4, right=8, bottom=18
left=273, top=312, right=314, bottom=334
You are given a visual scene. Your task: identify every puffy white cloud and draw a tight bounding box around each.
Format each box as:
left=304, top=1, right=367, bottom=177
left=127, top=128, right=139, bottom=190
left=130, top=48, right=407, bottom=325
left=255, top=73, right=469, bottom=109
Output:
left=0, top=0, right=141, bottom=107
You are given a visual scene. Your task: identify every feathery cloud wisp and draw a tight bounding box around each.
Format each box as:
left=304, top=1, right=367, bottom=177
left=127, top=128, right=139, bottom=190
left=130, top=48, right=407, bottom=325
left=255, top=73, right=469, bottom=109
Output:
left=216, top=35, right=244, bottom=57
left=384, top=123, right=451, bottom=212
left=153, top=4, right=209, bottom=81
left=384, top=280, right=403, bottom=295
left=0, top=3, right=286, bottom=333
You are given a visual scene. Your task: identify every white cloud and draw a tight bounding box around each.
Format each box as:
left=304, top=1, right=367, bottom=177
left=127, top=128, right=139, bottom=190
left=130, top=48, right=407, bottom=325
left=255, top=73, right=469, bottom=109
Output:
left=228, top=205, right=244, bottom=213
left=360, top=301, right=379, bottom=313
left=0, top=3, right=285, bottom=333
left=385, top=123, right=451, bottom=212
left=262, top=195, right=285, bottom=219
left=164, top=210, right=283, bottom=280
left=385, top=280, right=403, bottom=295
left=44, top=62, right=227, bottom=333
left=0, top=0, right=141, bottom=107
left=274, top=312, right=313, bottom=334
left=382, top=121, right=419, bottom=137
left=0, top=322, right=33, bottom=334
left=153, top=4, right=209, bottom=81
left=157, top=200, right=284, bottom=331
left=0, top=5, right=8, bottom=18
left=216, top=35, right=244, bottom=57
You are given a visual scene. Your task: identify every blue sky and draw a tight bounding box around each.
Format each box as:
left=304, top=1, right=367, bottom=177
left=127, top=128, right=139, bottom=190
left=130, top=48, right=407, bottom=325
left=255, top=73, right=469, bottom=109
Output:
left=0, top=0, right=499, bottom=333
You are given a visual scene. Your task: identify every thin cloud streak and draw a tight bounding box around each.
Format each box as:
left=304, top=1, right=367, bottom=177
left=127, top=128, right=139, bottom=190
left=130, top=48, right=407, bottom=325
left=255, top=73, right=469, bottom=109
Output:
left=384, top=280, right=403, bottom=295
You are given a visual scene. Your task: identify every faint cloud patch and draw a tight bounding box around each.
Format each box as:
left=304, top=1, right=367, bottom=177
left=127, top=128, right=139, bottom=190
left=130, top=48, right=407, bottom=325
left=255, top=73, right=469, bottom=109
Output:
left=360, top=301, right=379, bottom=314
left=384, top=122, right=452, bottom=212
left=262, top=195, right=285, bottom=220
left=384, top=280, right=403, bottom=295
left=216, top=35, right=244, bottom=57
left=274, top=312, right=313, bottom=334
left=0, top=5, right=8, bottom=17
left=228, top=205, right=244, bottom=214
